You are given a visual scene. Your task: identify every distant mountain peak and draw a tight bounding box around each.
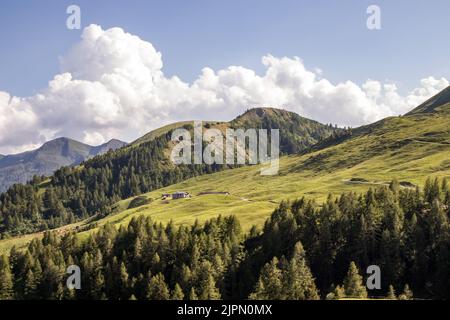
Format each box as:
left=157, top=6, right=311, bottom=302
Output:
left=105, top=138, right=125, bottom=144
left=0, top=137, right=127, bottom=192
left=406, top=86, right=450, bottom=115
left=92, top=139, right=127, bottom=155
left=238, top=107, right=296, bottom=118
left=231, top=107, right=321, bottom=128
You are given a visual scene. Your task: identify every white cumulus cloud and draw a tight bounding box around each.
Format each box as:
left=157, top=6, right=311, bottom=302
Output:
left=0, top=24, right=448, bottom=154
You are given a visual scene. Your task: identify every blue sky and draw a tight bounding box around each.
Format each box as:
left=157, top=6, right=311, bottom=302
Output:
left=1, top=0, right=450, bottom=154
left=1, top=0, right=449, bottom=96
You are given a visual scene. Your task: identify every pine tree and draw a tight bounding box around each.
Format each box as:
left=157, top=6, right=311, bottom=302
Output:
left=424, top=177, right=440, bottom=204
left=146, top=273, right=170, bottom=300
left=23, top=268, right=38, bottom=299
left=0, top=255, right=13, bottom=300
left=334, top=285, right=345, bottom=300
left=389, top=179, right=400, bottom=195
left=445, top=190, right=450, bottom=207
left=387, top=285, right=396, bottom=299
left=398, top=284, right=413, bottom=300
left=442, top=178, right=448, bottom=196
left=326, top=285, right=345, bottom=300
left=428, top=199, right=449, bottom=297
left=283, top=242, right=319, bottom=300
left=118, top=262, right=130, bottom=299
left=198, top=274, right=221, bottom=300
left=249, top=257, right=283, bottom=300
left=171, top=283, right=185, bottom=300
left=188, top=287, right=198, bottom=300
left=343, top=261, right=367, bottom=298
left=249, top=279, right=266, bottom=300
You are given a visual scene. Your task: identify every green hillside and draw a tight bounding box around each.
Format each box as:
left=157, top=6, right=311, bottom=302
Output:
left=0, top=108, right=338, bottom=238
left=131, top=121, right=198, bottom=146
left=87, top=95, right=450, bottom=229
left=2, top=88, right=449, bottom=253
left=231, top=107, right=339, bottom=153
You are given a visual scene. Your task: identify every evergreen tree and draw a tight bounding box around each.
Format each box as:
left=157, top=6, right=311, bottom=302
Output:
left=333, top=285, right=345, bottom=300
left=387, top=285, right=396, bottom=299
left=326, top=285, right=344, bottom=300
left=398, top=284, right=413, bottom=300
left=283, top=242, right=319, bottom=300
left=23, top=268, right=39, bottom=299
left=146, top=273, right=170, bottom=300
left=0, top=255, right=13, bottom=299
left=249, top=257, right=283, bottom=300
left=118, top=262, right=130, bottom=299
left=198, top=274, right=221, bottom=300
left=171, top=283, right=185, bottom=300
left=343, top=262, right=367, bottom=298
left=188, top=287, right=198, bottom=300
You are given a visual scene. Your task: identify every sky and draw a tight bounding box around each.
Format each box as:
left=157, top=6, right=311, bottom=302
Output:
left=0, top=0, right=449, bottom=154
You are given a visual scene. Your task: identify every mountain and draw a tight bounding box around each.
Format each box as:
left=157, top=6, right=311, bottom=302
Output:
left=231, top=108, right=339, bottom=154
left=131, top=107, right=340, bottom=153
left=0, top=108, right=339, bottom=236
left=0, top=138, right=127, bottom=192
left=91, top=139, right=129, bottom=155
left=406, top=85, right=450, bottom=115
left=131, top=121, right=198, bottom=146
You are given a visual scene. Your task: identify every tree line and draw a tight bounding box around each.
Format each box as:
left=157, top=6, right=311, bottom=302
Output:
left=0, top=178, right=448, bottom=299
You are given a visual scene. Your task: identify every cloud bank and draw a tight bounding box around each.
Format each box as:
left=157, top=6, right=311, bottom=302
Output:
left=0, top=24, right=448, bottom=154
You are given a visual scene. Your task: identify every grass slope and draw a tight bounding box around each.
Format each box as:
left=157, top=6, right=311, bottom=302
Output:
left=1, top=101, right=450, bottom=253
left=89, top=103, right=450, bottom=229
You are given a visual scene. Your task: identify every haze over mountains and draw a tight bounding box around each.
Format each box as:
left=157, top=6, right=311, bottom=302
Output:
left=0, top=138, right=127, bottom=192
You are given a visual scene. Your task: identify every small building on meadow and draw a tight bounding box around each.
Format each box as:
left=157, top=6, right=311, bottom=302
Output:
left=172, top=191, right=190, bottom=199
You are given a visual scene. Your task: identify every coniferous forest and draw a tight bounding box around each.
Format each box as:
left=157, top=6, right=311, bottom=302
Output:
left=0, top=178, right=448, bottom=300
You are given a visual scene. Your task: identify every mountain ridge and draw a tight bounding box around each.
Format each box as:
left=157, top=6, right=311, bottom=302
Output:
left=406, top=85, right=450, bottom=115
left=0, top=137, right=127, bottom=192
